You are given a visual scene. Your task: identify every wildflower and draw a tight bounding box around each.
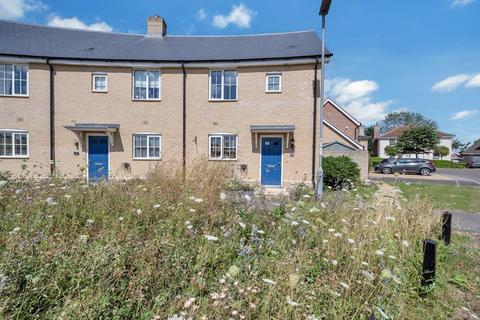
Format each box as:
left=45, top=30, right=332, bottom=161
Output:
left=302, top=194, right=311, bottom=199
left=185, top=220, right=191, bottom=225
left=286, top=296, right=300, bottom=307
left=168, top=315, right=186, bottom=320
left=79, top=235, right=89, bottom=243
left=186, top=225, right=193, bottom=230
left=320, top=202, right=326, bottom=208
left=347, top=238, right=356, bottom=244
left=291, top=221, right=299, bottom=226
left=386, top=216, right=396, bottom=222
left=361, top=261, right=369, bottom=266
left=86, top=219, right=94, bottom=225
left=64, top=194, right=72, bottom=199
left=0, top=181, right=7, bottom=187
left=361, top=270, right=375, bottom=281
left=219, top=192, right=227, bottom=200
left=183, top=297, right=196, bottom=309
left=328, top=228, right=335, bottom=233
left=402, top=240, right=409, bottom=247
left=334, top=232, right=342, bottom=238
left=228, top=265, right=240, bottom=277
left=374, top=306, right=389, bottom=319
left=189, top=208, right=196, bottom=213
left=9, top=227, right=21, bottom=235
left=153, top=204, right=161, bottom=209
left=136, top=209, right=142, bottom=215
left=331, top=259, right=338, bottom=266
left=238, top=222, right=246, bottom=229
left=189, top=196, right=196, bottom=200
left=309, top=207, right=320, bottom=213
left=244, top=194, right=252, bottom=201
left=375, top=249, right=385, bottom=257
left=302, top=220, right=310, bottom=225
left=341, top=218, right=348, bottom=224
left=205, top=235, right=218, bottom=241
left=118, top=216, right=124, bottom=222
left=330, top=290, right=341, bottom=297
left=262, top=278, right=276, bottom=285
left=388, top=255, right=397, bottom=260
left=291, top=207, right=297, bottom=212
left=322, top=239, right=329, bottom=244
left=194, top=198, right=204, bottom=203
left=339, top=282, right=350, bottom=290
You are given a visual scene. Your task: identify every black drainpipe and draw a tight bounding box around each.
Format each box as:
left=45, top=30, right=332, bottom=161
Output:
left=47, top=60, right=55, bottom=175
left=181, top=62, right=187, bottom=179
left=312, top=57, right=319, bottom=186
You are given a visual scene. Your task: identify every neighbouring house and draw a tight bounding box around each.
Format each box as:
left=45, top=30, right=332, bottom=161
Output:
left=0, top=17, right=368, bottom=187
left=462, top=140, right=480, bottom=167
left=322, top=99, right=369, bottom=177
left=373, top=125, right=455, bottom=160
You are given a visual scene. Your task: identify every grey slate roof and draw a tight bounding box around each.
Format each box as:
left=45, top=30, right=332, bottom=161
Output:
left=0, top=20, right=330, bottom=62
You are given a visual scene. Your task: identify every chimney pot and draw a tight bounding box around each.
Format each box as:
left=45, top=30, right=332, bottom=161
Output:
left=147, top=15, right=167, bottom=36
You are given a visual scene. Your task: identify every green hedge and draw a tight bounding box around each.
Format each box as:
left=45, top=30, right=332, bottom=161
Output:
left=323, top=155, right=360, bottom=189
left=369, top=156, right=383, bottom=172
left=432, top=160, right=466, bottom=168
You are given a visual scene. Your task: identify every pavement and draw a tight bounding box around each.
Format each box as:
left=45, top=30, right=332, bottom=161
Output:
left=369, top=168, right=480, bottom=186
left=449, top=211, right=480, bottom=233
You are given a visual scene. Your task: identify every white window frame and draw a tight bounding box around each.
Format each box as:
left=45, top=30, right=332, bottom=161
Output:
left=0, top=63, right=29, bottom=97
left=132, top=134, right=161, bottom=160
left=265, top=72, right=282, bottom=93
left=0, top=130, right=29, bottom=158
left=92, top=73, right=108, bottom=92
left=132, top=70, right=161, bottom=101
left=208, top=70, right=238, bottom=101
left=208, top=134, right=238, bottom=161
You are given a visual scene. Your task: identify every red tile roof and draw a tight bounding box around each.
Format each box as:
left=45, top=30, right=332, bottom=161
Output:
left=381, top=125, right=454, bottom=138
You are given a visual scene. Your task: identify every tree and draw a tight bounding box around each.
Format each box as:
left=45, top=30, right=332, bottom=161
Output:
left=377, top=111, right=437, bottom=134
left=396, top=125, right=439, bottom=158
left=364, top=125, right=375, bottom=155
left=384, top=145, right=398, bottom=158
left=452, top=138, right=471, bottom=153
left=433, top=145, right=449, bottom=159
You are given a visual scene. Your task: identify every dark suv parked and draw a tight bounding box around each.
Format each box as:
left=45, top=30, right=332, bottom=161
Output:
left=374, top=158, right=436, bottom=176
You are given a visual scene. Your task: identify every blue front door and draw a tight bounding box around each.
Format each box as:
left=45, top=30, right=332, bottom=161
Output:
left=88, top=135, right=109, bottom=182
left=261, top=137, right=282, bottom=186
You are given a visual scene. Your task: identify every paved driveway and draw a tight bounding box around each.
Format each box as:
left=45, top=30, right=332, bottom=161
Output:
left=436, top=168, right=480, bottom=186
left=450, top=211, right=480, bottom=233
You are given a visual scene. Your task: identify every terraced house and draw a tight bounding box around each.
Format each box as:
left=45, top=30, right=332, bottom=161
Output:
left=0, top=16, right=368, bottom=186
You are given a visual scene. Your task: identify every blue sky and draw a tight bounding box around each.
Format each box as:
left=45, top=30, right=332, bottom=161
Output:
left=1, top=0, right=479, bottom=142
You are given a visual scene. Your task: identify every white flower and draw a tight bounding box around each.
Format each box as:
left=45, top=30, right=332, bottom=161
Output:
left=153, top=204, right=161, bottom=209
left=136, top=209, right=142, bottom=215
left=64, top=194, right=72, bottom=199
left=347, top=238, right=356, bottom=244
left=262, top=278, right=276, bottom=285
left=402, top=240, right=409, bottom=248
left=183, top=297, right=196, bottom=309
left=45, top=196, right=54, bottom=203
left=118, top=216, right=124, bottom=222
left=309, top=207, right=320, bottom=213
left=388, top=255, right=397, bottom=260
left=361, top=270, right=375, bottom=281
left=375, top=249, right=385, bottom=257
left=86, top=219, right=94, bottom=225
left=238, top=222, right=246, bottom=229
left=185, top=220, right=191, bottom=225
left=386, top=216, right=396, bottom=222
left=290, top=207, right=297, bottom=212
left=320, top=202, right=326, bottom=208
left=330, top=290, right=341, bottom=297
left=205, top=235, right=218, bottom=241
left=194, top=198, right=204, bottom=203
left=361, top=261, right=369, bottom=266
left=79, top=235, right=89, bottom=243
left=331, top=259, right=338, bottom=266
left=219, top=192, right=227, bottom=201
left=302, top=194, right=311, bottom=199
left=328, top=228, right=335, bottom=233
left=189, top=208, right=196, bottom=213
left=374, top=306, right=389, bottom=319
left=291, top=221, right=299, bottom=226
left=334, top=232, right=342, bottom=238
left=189, top=196, right=196, bottom=200
left=322, top=239, right=329, bottom=244
left=286, top=296, right=300, bottom=307
left=339, top=282, right=350, bottom=289
left=0, top=181, right=7, bottom=187
left=341, top=218, right=348, bottom=224
left=244, top=194, right=252, bottom=201
left=302, top=220, right=310, bottom=225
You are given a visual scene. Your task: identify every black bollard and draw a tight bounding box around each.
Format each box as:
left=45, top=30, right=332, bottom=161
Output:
left=442, top=212, right=452, bottom=245
left=421, top=239, right=436, bottom=286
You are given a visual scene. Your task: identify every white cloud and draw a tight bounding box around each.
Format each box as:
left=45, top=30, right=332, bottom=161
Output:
left=326, top=78, right=394, bottom=123
left=47, top=16, right=113, bottom=32
left=0, top=0, right=46, bottom=20
left=432, top=74, right=471, bottom=92
left=450, top=110, right=478, bottom=120
left=196, top=8, right=207, bottom=21
left=212, top=3, right=256, bottom=29
left=465, top=74, right=480, bottom=88
left=452, top=0, right=474, bottom=7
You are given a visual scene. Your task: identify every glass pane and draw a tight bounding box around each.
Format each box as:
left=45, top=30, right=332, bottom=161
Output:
left=210, top=136, right=222, bottom=158
left=224, top=71, right=237, bottom=100
left=148, top=71, right=160, bottom=99
left=210, top=71, right=222, bottom=99
left=223, top=135, right=237, bottom=159
left=134, top=71, right=147, bottom=99
left=94, top=76, right=107, bottom=91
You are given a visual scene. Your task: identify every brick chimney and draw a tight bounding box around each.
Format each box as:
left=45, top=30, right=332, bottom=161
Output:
left=373, top=125, right=380, bottom=140
left=147, top=15, right=167, bottom=36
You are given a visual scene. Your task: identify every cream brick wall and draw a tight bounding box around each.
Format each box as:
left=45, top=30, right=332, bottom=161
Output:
left=0, top=63, right=51, bottom=176
left=1, top=62, right=365, bottom=185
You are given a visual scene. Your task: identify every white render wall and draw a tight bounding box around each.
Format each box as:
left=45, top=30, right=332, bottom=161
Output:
left=377, top=138, right=452, bottom=160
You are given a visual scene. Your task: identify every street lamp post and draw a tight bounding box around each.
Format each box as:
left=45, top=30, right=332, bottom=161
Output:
left=315, top=0, right=332, bottom=198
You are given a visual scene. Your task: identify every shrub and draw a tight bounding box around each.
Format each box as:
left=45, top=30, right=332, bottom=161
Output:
left=323, top=155, right=360, bottom=189
left=384, top=145, right=398, bottom=157
left=369, top=156, right=383, bottom=171
left=433, top=146, right=449, bottom=160
left=432, top=160, right=466, bottom=168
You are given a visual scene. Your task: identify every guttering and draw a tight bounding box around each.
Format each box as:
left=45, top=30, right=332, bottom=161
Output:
left=46, top=59, right=55, bottom=175
left=181, top=61, right=187, bottom=178
left=312, top=57, right=319, bottom=186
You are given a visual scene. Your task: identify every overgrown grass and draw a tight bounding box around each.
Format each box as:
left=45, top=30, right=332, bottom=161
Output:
left=0, top=165, right=478, bottom=319
left=394, top=182, right=480, bottom=212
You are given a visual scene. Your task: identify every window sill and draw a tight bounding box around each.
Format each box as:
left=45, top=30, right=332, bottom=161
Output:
left=132, top=99, right=161, bottom=102
left=132, top=158, right=162, bottom=161
left=208, top=158, right=238, bottom=161
left=92, top=90, right=108, bottom=93
left=0, top=156, right=29, bottom=159
left=265, top=91, right=282, bottom=94
left=208, top=99, right=238, bottom=102
left=0, top=94, right=29, bottom=98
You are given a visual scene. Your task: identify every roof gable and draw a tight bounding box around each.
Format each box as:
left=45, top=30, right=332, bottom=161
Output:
left=380, top=125, right=454, bottom=139
left=324, top=98, right=361, bottom=126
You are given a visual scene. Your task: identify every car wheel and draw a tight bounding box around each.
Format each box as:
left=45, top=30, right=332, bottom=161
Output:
left=382, top=167, right=392, bottom=174
left=420, top=168, right=431, bottom=176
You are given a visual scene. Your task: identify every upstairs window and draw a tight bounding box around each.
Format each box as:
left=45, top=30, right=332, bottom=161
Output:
left=133, top=134, right=161, bottom=159
left=0, top=131, right=28, bottom=157
left=209, top=70, right=237, bottom=100
left=209, top=134, right=237, bottom=160
left=133, top=70, right=160, bottom=100
left=0, top=64, right=28, bottom=96
left=92, top=73, right=108, bottom=92
left=266, top=72, right=282, bottom=92
left=388, top=139, right=396, bottom=146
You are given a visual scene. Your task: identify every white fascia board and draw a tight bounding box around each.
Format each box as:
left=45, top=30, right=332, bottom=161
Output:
left=324, top=98, right=361, bottom=126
